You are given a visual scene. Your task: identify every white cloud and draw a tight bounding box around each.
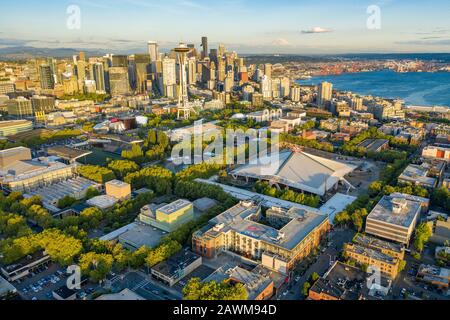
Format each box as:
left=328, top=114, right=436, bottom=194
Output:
left=272, top=38, right=291, bottom=46
left=301, top=27, right=332, bottom=34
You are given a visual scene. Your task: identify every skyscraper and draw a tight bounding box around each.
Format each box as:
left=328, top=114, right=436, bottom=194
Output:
left=93, top=63, right=106, bottom=92
left=109, top=67, right=130, bottom=96
left=134, top=54, right=152, bottom=94
left=317, top=81, right=333, bottom=109
left=201, top=37, right=208, bottom=60
left=112, top=55, right=128, bottom=68
left=160, top=57, right=177, bottom=98
left=147, top=41, right=159, bottom=62
left=39, top=65, right=55, bottom=90
left=264, top=63, right=272, bottom=79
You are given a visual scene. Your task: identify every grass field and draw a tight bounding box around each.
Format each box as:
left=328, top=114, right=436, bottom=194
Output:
left=83, top=148, right=122, bottom=166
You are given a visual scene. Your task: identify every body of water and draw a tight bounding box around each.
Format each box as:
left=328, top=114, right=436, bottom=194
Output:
left=297, top=70, right=450, bottom=107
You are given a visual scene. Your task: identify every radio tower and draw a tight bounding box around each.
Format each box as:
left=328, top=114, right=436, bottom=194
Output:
left=175, top=43, right=196, bottom=120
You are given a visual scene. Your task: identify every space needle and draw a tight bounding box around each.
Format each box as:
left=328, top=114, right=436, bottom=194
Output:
left=175, top=43, right=196, bottom=120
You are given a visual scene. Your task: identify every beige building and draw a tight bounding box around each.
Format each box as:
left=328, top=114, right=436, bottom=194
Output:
left=365, top=194, right=427, bottom=245
left=0, top=120, right=33, bottom=137
left=105, top=179, right=131, bottom=200
left=344, top=243, right=400, bottom=279
left=193, top=201, right=329, bottom=275
left=0, top=147, right=76, bottom=193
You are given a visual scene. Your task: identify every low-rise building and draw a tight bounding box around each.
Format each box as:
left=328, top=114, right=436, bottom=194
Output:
left=118, top=222, right=165, bottom=251
left=105, top=180, right=131, bottom=200
left=0, top=250, right=51, bottom=282
left=151, top=250, right=202, bottom=287
left=0, top=120, right=33, bottom=137
left=422, top=146, right=450, bottom=162
left=192, top=200, right=329, bottom=275
left=353, top=233, right=405, bottom=260
left=357, top=139, right=390, bottom=153
left=398, top=164, right=438, bottom=189
left=344, top=243, right=400, bottom=279
left=86, top=195, right=118, bottom=210
left=309, top=261, right=391, bottom=300
left=139, top=199, right=194, bottom=233
left=427, top=217, right=450, bottom=246
left=0, top=147, right=77, bottom=193
left=416, top=264, right=450, bottom=290
left=204, top=264, right=274, bottom=300
left=365, top=194, right=426, bottom=245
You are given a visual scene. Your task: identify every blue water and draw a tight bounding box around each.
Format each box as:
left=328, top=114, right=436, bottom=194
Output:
left=297, top=70, right=450, bottom=107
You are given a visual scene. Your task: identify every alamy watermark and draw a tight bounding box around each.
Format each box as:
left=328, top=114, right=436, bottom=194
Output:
left=367, top=5, right=381, bottom=30
left=66, top=5, right=81, bottom=30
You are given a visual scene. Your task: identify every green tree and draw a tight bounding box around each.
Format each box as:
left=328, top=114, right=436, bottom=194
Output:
left=57, top=195, right=77, bottom=209
left=107, top=160, right=140, bottom=179
left=79, top=252, right=113, bottom=283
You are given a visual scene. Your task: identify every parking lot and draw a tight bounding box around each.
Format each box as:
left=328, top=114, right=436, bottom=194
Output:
left=110, top=271, right=180, bottom=300
left=13, top=263, right=68, bottom=300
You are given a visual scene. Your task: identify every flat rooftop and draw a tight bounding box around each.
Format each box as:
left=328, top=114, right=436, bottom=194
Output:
left=0, top=120, right=31, bottom=128
left=200, top=201, right=327, bottom=251
left=398, top=164, right=436, bottom=186
left=157, top=199, right=192, bottom=215
left=151, top=250, right=201, bottom=279
left=353, top=233, right=404, bottom=254
left=346, top=243, right=398, bottom=265
left=367, top=195, right=422, bottom=228
left=309, top=262, right=367, bottom=300
left=118, top=223, right=165, bottom=249
left=106, top=179, right=130, bottom=188
left=47, top=146, right=92, bottom=161
left=357, top=139, right=389, bottom=151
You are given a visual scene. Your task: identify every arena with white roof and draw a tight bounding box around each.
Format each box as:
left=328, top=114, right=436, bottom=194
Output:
left=230, top=150, right=357, bottom=197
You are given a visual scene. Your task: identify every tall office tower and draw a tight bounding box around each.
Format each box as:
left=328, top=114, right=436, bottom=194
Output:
left=62, top=75, right=79, bottom=95
left=187, top=57, right=197, bottom=85
left=209, top=49, right=218, bottom=65
left=147, top=41, right=159, bottom=62
left=317, top=81, right=333, bottom=109
left=174, top=43, right=196, bottom=120
left=79, top=51, right=86, bottom=62
left=112, top=55, right=129, bottom=68
left=109, top=67, right=130, bottom=96
left=271, top=78, right=281, bottom=99
left=217, top=58, right=226, bottom=82
left=218, top=43, right=226, bottom=57
left=31, top=95, right=56, bottom=113
left=46, top=58, right=57, bottom=84
left=134, top=54, right=152, bottom=94
left=39, top=65, right=55, bottom=90
left=280, top=77, right=291, bottom=97
left=162, top=57, right=176, bottom=86
left=264, top=63, right=272, bottom=79
left=201, top=37, right=208, bottom=60
left=93, top=63, right=106, bottom=92
left=261, top=75, right=272, bottom=100
left=128, top=56, right=137, bottom=91
left=290, top=85, right=301, bottom=102
left=6, top=97, right=33, bottom=118
left=351, top=96, right=364, bottom=111
left=76, top=59, right=87, bottom=81
left=224, top=70, right=234, bottom=93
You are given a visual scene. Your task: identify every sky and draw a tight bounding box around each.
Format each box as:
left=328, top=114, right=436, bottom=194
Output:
left=0, top=0, right=450, bottom=54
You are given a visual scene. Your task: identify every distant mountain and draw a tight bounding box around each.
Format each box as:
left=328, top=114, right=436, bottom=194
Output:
left=0, top=46, right=107, bottom=60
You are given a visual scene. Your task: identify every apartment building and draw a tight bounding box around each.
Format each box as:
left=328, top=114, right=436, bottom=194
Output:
left=192, top=201, right=329, bottom=275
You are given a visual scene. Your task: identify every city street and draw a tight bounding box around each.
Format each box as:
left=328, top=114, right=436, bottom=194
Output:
left=278, top=228, right=355, bottom=300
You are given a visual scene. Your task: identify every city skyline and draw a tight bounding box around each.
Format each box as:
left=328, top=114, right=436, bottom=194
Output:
left=0, top=0, right=450, bottom=54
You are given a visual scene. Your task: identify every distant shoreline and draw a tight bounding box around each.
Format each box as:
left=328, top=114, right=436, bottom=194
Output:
left=297, top=70, right=450, bottom=108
